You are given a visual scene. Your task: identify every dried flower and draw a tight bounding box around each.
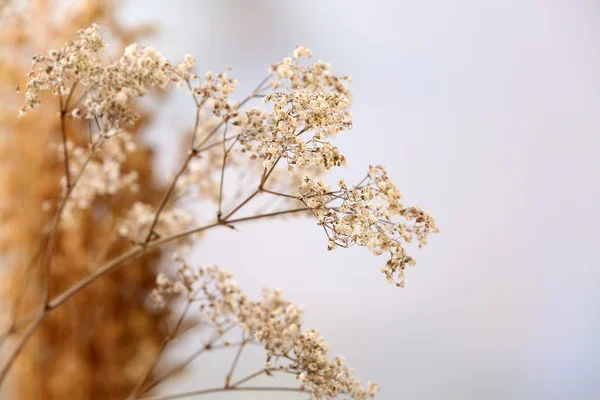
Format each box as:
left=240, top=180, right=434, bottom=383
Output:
left=152, top=261, right=378, bottom=399
left=2, top=16, right=439, bottom=400
left=300, top=166, right=439, bottom=287
left=0, top=4, right=167, bottom=400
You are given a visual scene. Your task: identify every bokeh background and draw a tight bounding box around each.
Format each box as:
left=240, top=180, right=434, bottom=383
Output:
left=80, top=0, right=600, bottom=399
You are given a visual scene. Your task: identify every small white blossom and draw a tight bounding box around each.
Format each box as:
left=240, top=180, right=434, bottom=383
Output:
left=183, top=54, right=195, bottom=69
left=293, top=45, right=312, bottom=59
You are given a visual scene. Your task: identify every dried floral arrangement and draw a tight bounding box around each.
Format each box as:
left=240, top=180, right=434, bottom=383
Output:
left=0, top=1, right=439, bottom=399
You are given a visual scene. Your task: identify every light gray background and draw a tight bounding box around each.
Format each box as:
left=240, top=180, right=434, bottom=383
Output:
left=120, top=1, right=599, bottom=399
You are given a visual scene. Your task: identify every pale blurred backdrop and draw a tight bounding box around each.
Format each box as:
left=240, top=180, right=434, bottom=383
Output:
left=120, top=1, right=599, bottom=399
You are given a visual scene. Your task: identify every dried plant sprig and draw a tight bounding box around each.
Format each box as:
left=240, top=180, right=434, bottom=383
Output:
left=1, top=3, right=168, bottom=399
left=133, top=261, right=379, bottom=400
left=21, top=24, right=194, bottom=134
left=300, top=166, right=439, bottom=287
left=0, top=24, right=439, bottom=399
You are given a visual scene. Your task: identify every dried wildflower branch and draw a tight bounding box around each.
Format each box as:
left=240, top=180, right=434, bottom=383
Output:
left=1, top=4, right=169, bottom=398
left=1, top=23, right=439, bottom=398
left=131, top=261, right=380, bottom=400
left=141, top=73, right=269, bottom=244
left=0, top=205, right=310, bottom=382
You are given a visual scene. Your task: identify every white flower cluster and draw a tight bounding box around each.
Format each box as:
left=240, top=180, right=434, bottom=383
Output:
left=152, top=262, right=378, bottom=400
left=237, top=288, right=304, bottom=356
left=151, top=260, right=240, bottom=329
left=118, top=202, right=194, bottom=243
left=300, top=165, right=439, bottom=287
left=76, top=42, right=193, bottom=133
left=269, top=45, right=352, bottom=100
left=21, top=24, right=104, bottom=113
left=50, top=134, right=139, bottom=218
left=231, top=106, right=269, bottom=157
left=191, top=71, right=239, bottom=117
left=16, top=23, right=439, bottom=398
left=21, top=24, right=194, bottom=136
left=294, top=331, right=379, bottom=400
left=231, top=89, right=351, bottom=172
left=238, top=289, right=378, bottom=400
left=227, top=46, right=353, bottom=172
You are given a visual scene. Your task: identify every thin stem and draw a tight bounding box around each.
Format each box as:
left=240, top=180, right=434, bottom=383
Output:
left=222, top=189, right=259, bottom=221
left=58, top=80, right=79, bottom=190
left=140, top=386, right=307, bottom=400
left=88, top=118, right=93, bottom=146
left=143, top=152, right=194, bottom=243
left=128, top=296, right=196, bottom=399
left=230, top=369, right=266, bottom=387
left=59, top=109, right=71, bottom=190
left=224, top=333, right=247, bottom=388
left=7, top=236, right=46, bottom=335
left=189, top=107, right=201, bottom=150
left=168, top=320, right=201, bottom=339
left=195, top=133, right=239, bottom=153
left=217, top=123, right=228, bottom=220
left=0, top=308, right=44, bottom=384
left=226, top=207, right=309, bottom=224
left=62, top=80, right=79, bottom=114
left=252, top=75, right=272, bottom=96
left=262, top=188, right=300, bottom=200
left=67, top=81, right=97, bottom=112
left=142, top=324, right=236, bottom=394
left=127, top=339, right=169, bottom=400
left=189, top=77, right=267, bottom=154
left=259, top=156, right=281, bottom=189
left=187, top=80, right=201, bottom=149
left=145, top=75, right=268, bottom=242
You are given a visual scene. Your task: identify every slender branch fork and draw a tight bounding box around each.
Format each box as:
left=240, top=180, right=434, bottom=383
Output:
left=0, top=74, right=307, bottom=388
left=140, top=324, right=238, bottom=395
left=143, top=75, right=270, bottom=244
left=2, top=72, right=349, bottom=397
left=127, top=294, right=200, bottom=400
